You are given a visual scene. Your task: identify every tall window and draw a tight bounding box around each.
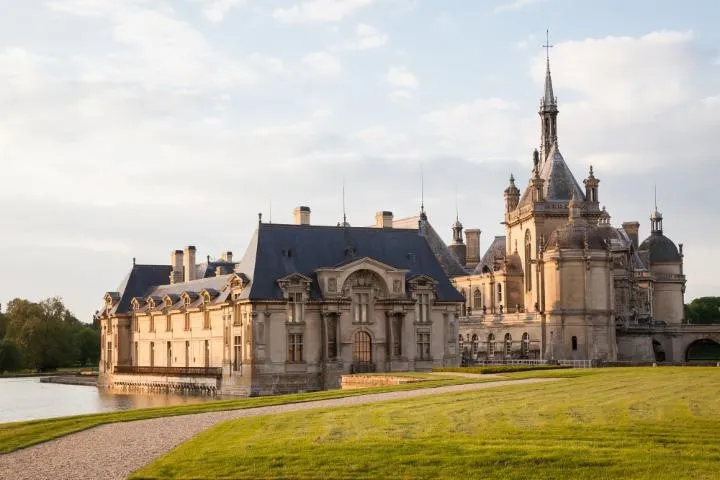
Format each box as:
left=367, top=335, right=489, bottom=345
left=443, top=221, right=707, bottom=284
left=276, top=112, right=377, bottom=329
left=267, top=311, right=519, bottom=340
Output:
left=289, top=292, right=304, bottom=323
left=521, top=332, right=530, bottom=358
left=392, top=315, right=402, bottom=356
left=473, top=289, right=482, bottom=310
left=204, top=340, right=210, bottom=367
left=185, top=341, right=190, bottom=368
left=487, top=334, right=496, bottom=357
left=184, top=312, right=191, bottom=331
left=572, top=336, right=578, bottom=351
left=353, top=331, right=372, bottom=363
left=133, top=314, right=139, bottom=332
left=504, top=333, right=512, bottom=357
left=417, top=332, right=431, bottom=360
left=106, top=341, right=113, bottom=371
left=471, top=334, right=479, bottom=357
left=149, top=315, right=155, bottom=333
left=233, top=335, right=242, bottom=371
left=327, top=316, right=338, bottom=359
left=461, top=290, right=467, bottom=316
left=166, top=313, right=172, bottom=332
left=288, top=334, right=304, bottom=363
left=149, top=342, right=155, bottom=367
left=203, top=308, right=211, bottom=330
left=525, top=230, right=533, bottom=292
left=418, top=293, right=430, bottom=323
left=353, top=292, right=370, bottom=323
left=497, top=283, right=503, bottom=303
left=458, top=334, right=464, bottom=353
left=133, top=342, right=138, bottom=366
left=167, top=341, right=172, bottom=367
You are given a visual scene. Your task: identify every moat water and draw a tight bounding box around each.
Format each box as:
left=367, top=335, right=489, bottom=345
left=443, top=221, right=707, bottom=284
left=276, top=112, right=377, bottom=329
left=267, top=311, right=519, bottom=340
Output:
left=0, top=377, right=217, bottom=423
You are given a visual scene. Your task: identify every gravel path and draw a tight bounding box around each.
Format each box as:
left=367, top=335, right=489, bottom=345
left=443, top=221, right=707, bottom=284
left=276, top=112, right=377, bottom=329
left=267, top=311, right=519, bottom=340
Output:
left=0, top=377, right=557, bottom=480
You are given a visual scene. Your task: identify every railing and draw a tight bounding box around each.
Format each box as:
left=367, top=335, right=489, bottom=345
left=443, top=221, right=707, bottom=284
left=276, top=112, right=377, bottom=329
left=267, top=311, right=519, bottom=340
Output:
left=472, top=358, right=594, bottom=368
left=114, top=365, right=222, bottom=378
left=350, top=362, right=376, bottom=374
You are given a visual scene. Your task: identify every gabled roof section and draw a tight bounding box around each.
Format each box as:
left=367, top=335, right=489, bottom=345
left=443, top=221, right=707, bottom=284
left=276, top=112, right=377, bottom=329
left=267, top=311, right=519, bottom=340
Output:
left=240, top=222, right=463, bottom=302
left=473, top=236, right=507, bottom=274
left=393, top=215, right=468, bottom=277
left=112, top=264, right=173, bottom=315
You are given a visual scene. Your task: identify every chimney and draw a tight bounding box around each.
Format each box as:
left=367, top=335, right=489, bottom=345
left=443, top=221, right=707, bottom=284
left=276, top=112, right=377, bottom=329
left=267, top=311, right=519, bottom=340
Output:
left=293, top=206, right=311, bottom=225
left=184, top=245, right=197, bottom=282
left=465, top=229, right=482, bottom=266
left=448, top=243, right=467, bottom=267
left=215, top=265, right=229, bottom=276
left=221, top=251, right=233, bottom=263
left=622, top=222, right=640, bottom=250
left=375, top=211, right=393, bottom=228
left=170, top=249, right=184, bottom=284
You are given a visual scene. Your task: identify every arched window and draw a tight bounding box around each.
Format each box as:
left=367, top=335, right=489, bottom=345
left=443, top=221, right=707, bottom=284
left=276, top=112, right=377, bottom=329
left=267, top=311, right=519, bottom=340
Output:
left=487, top=333, right=496, bottom=357
left=473, top=289, right=482, bottom=310
left=521, top=332, right=530, bottom=358
left=471, top=334, right=479, bottom=357
left=525, top=230, right=532, bottom=292
left=504, top=333, right=512, bottom=357
left=458, top=334, right=464, bottom=353
left=353, top=331, right=372, bottom=363
left=571, top=336, right=578, bottom=351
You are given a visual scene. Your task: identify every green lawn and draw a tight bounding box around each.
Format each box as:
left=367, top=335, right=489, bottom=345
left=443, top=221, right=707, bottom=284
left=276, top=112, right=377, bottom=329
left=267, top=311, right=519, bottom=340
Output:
left=132, top=368, right=720, bottom=480
left=0, top=374, right=498, bottom=454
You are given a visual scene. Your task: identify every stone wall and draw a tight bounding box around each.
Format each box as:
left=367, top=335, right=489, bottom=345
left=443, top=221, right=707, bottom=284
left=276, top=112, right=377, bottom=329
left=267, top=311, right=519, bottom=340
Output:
left=107, top=373, right=220, bottom=395
left=616, top=335, right=655, bottom=362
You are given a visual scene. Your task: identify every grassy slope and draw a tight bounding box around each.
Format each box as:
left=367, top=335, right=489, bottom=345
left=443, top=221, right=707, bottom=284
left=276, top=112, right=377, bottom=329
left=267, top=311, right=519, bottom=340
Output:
left=0, top=374, right=499, bottom=454
left=132, top=368, right=720, bottom=480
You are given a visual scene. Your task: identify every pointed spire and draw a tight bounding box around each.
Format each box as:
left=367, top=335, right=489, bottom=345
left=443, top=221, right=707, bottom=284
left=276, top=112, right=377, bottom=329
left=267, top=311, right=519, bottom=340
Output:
left=541, top=29, right=556, bottom=108
left=420, top=166, right=427, bottom=220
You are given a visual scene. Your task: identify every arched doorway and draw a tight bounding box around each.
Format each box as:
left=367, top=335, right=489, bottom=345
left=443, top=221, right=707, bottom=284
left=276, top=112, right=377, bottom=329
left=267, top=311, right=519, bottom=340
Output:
left=685, top=339, right=720, bottom=363
left=352, top=331, right=373, bottom=372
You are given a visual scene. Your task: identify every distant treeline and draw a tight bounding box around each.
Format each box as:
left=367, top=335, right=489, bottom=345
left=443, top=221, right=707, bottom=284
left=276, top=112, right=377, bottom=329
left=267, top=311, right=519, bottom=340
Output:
left=0, top=297, right=99, bottom=373
left=685, top=297, right=720, bottom=324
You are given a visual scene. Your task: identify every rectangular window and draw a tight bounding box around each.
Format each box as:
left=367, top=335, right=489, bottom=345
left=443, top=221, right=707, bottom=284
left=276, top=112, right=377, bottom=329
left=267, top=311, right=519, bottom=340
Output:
left=233, top=335, right=242, bottom=371
left=133, top=315, right=139, bottom=332
left=106, top=341, right=113, bottom=371
left=150, top=342, right=155, bottom=367
left=185, top=341, right=190, bottom=368
left=204, top=340, right=210, bottom=368
left=288, top=333, right=304, bottom=363
left=418, top=294, right=430, bottom=323
left=327, top=317, right=337, bottom=359
left=416, top=333, right=430, bottom=360
left=289, top=292, right=303, bottom=323
left=134, top=342, right=138, bottom=366
left=392, top=316, right=402, bottom=356
left=167, top=341, right=172, bottom=367
left=149, top=315, right=155, bottom=333
left=166, top=314, right=172, bottom=332
left=353, top=292, right=369, bottom=323
left=184, top=312, right=191, bottom=331
left=203, top=309, right=211, bottom=330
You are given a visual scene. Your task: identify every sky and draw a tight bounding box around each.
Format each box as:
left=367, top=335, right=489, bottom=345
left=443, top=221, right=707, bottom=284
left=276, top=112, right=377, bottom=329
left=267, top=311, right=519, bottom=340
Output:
left=1, top=0, right=719, bottom=322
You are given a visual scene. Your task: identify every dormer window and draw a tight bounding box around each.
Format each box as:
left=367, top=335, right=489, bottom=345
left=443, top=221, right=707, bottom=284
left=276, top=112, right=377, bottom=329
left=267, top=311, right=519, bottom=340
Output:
left=288, top=292, right=304, bottom=323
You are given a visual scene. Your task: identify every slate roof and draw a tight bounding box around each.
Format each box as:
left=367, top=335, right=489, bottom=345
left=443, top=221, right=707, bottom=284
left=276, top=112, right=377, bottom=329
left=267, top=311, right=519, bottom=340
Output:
left=473, top=236, right=507, bottom=274
left=111, top=264, right=172, bottom=315
left=639, top=232, right=681, bottom=263
left=237, top=222, right=464, bottom=302
left=519, top=145, right=586, bottom=208
left=393, top=215, right=469, bottom=277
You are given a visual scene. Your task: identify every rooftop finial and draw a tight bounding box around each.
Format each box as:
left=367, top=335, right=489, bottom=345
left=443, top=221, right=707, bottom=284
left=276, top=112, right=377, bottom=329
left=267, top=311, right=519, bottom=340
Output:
left=342, top=177, right=347, bottom=226
left=541, top=29, right=556, bottom=107
left=420, top=166, right=427, bottom=220
left=654, top=183, right=658, bottom=212
left=544, top=29, right=553, bottom=63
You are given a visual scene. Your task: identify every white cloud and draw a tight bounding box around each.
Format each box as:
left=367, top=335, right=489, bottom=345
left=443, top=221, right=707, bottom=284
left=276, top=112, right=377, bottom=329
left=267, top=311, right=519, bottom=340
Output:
left=341, top=23, right=388, bottom=50
left=273, top=0, right=376, bottom=23
left=193, top=0, right=248, bottom=23
left=301, top=51, right=342, bottom=76
left=385, top=66, right=418, bottom=89
left=495, top=0, right=549, bottom=13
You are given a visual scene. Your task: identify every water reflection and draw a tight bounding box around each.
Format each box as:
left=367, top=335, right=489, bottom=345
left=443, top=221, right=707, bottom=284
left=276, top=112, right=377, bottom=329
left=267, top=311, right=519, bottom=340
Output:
left=0, top=377, right=218, bottom=424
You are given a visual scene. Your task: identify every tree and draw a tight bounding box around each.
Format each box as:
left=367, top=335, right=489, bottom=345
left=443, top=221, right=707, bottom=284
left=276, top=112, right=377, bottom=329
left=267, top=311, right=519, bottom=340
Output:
left=0, top=339, right=22, bottom=373
left=685, top=297, right=720, bottom=324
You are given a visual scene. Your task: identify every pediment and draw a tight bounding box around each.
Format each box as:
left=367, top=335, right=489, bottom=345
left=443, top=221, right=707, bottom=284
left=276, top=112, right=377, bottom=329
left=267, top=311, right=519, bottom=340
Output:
left=277, top=272, right=313, bottom=291
left=408, top=274, right=438, bottom=289
left=318, top=256, right=406, bottom=275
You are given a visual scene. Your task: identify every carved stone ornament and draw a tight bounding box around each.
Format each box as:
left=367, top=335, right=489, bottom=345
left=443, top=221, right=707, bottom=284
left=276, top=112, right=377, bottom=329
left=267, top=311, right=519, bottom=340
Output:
left=342, top=269, right=388, bottom=297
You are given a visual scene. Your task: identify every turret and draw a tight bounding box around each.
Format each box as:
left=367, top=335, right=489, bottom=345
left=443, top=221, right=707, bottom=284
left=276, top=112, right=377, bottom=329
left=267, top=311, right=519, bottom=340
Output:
left=530, top=150, right=545, bottom=203
left=448, top=216, right=467, bottom=266
left=583, top=165, right=599, bottom=205
left=504, top=173, right=520, bottom=212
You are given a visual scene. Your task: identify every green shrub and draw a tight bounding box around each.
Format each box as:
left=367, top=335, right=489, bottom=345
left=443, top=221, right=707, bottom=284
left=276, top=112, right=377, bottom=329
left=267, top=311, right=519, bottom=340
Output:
left=432, top=365, right=572, bottom=374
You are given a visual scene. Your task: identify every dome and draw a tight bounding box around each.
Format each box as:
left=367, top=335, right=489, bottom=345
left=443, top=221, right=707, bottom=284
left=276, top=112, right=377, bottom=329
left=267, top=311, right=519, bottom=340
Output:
left=638, top=232, right=681, bottom=263
left=546, top=222, right=606, bottom=251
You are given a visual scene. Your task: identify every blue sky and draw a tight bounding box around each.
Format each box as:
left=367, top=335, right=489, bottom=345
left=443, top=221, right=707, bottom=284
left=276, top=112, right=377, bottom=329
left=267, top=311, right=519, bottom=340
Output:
left=1, top=0, right=719, bottom=321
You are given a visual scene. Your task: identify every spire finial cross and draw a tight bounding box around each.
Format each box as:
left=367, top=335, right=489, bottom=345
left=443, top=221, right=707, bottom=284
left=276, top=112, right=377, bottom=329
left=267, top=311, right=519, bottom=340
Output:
left=543, top=29, right=553, bottom=63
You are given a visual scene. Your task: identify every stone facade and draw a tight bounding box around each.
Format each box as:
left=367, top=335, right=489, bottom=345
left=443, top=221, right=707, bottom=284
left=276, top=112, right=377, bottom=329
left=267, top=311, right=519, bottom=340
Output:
left=97, top=213, right=463, bottom=396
